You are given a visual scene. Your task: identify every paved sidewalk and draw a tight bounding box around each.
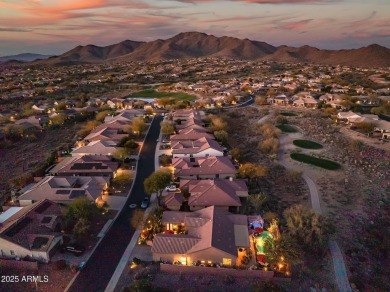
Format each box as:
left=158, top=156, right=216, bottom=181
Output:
left=276, top=130, right=351, bottom=292
left=329, top=240, right=352, bottom=292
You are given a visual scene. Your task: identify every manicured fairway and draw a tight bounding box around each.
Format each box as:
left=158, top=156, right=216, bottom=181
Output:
left=130, top=89, right=195, bottom=101
left=280, top=112, right=297, bottom=116
left=293, top=140, right=323, bottom=149
left=290, top=153, right=341, bottom=170
left=277, top=124, right=298, bottom=133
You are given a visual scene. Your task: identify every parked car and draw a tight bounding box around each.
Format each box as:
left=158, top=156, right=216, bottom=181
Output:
left=165, top=185, right=177, bottom=192
left=140, top=197, right=150, bottom=209
left=61, top=244, right=85, bottom=256
left=160, top=144, right=171, bottom=150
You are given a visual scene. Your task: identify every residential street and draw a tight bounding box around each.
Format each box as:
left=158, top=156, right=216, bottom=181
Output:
left=67, top=116, right=163, bottom=292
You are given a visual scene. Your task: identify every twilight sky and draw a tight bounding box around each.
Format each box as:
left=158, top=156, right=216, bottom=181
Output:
left=0, top=0, right=389, bottom=55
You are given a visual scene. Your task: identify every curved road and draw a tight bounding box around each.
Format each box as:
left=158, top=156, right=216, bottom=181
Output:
left=68, top=116, right=163, bottom=292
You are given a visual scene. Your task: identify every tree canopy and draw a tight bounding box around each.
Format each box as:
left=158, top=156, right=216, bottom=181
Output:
left=132, top=117, right=148, bottom=136
left=283, top=204, right=330, bottom=252
left=144, top=169, right=172, bottom=206
left=160, top=121, right=175, bottom=135
left=238, top=163, right=268, bottom=181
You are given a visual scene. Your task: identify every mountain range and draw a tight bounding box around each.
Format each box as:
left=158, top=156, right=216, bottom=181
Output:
left=0, top=53, right=52, bottom=62
left=35, top=32, right=390, bottom=67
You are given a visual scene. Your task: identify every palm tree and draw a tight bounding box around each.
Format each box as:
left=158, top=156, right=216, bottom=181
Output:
left=283, top=204, right=326, bottom=250
left=247, top=193, right=268, bottom=214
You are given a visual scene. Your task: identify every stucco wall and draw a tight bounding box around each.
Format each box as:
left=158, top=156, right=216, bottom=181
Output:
left=160, top=264, right=275, bottom=279
left=0, top=238, right=32, bottom=260
left=153, top=247, right=237, bottom=266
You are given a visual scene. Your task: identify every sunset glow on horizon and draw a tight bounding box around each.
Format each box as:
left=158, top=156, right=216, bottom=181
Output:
left=0, top=0, right=389, bottom=55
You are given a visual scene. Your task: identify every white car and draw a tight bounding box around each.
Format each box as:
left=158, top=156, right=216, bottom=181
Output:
left=165, top=185, right=177, bottom=192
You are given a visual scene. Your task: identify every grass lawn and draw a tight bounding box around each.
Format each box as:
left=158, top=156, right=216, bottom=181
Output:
left=290, top=153, right=341, bottom=170
left=277, top=124, right=298, bottom=133
left=280, top=112, right=297, bottom=116
left=130, top=89, right=195, bottom=101
left=293, top=140, right=323, bottom=149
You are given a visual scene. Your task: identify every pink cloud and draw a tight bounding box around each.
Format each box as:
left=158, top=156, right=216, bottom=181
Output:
left=173, top=0, right=335, bottom=3
left=202, top=16, right=259, bottom=23
left=279, top=19, right=313, bottom=30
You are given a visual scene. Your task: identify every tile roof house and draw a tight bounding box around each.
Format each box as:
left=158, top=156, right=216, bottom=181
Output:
left=49, top=155, right=119, bottom=177
left=0, top=199, right=63, bottom=263
left=151, top=206, right=249, bottom=266
left=173, top=156, right=236, bottom=180
left=293, top=97, right=318, bottom=108
left=104, top=109, right=144, bottom=123
left=268, top=94, right=291, bottom=105
left=164, top=179, right=248, bottom=211
left=170, top=128, right=214, bottom=142
left=71, top=140, right=117, bottom=157
left=374, top=119, right=390, bottom=133
left=17, top=176, right=109, bottom=206
left=172, top=137, right=224, bottom=158
left=92, top=120, right=129, bottom=133
left=172, top=109, right=203, bottom=122
left=175, top=117, right=205, bottom=132
left=337, top=111, right=362, bottom=123
left=83, top=127, right=128, bottom=143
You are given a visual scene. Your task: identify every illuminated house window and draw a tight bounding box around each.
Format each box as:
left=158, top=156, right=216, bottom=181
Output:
left=180, top=257, right=187, bottom=265
left=222, top=258, right=232, bottom=266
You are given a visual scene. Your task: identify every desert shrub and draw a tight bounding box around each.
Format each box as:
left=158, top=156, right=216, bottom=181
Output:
left=214, top=130, right=228, bottom=144
left=209, top=115, right=227, bottom=131
left=348, top=140, right=363, bottom=152
left=255, top=96, right=268, bottom=105
left=95, top=110, right=110, bottom=122
left=9, top=172, right=34, bottom=188
left=352, top=121, right=376, bottom=133
left=285, top=169, right=302, bottom=183
left=257, top=123, right=280, bottom=138
left=324, top=107, right=338, bottom=116
left=259, top=137, right=280, bottom=154
left=159, top=155, right=172, bottom=167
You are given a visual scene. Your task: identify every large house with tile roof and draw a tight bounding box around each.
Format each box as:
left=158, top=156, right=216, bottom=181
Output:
left=72, top=140, right=118, bottom=157
left=48, top=155, right=119, bottom=177
left=151, top=206, right=249, bottom=266
left=170, top=128, right=214, bottom=142
left=173, top=156, right=236, bottom=180
left=17, top=176, right=109, bottom=206
left=0, top=200, right=63, bottom=263
left=163, top=179, right=248, bottom=212
left=171, top=137, right=224, bottom=158
left=83, top=127, right=128, bottom=143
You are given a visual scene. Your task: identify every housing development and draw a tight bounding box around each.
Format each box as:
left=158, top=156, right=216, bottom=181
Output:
left=0, top=55, right=389, bottom=292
